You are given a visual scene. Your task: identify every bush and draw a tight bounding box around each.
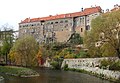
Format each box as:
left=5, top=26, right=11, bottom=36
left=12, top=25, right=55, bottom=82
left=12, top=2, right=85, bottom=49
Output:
left=75, top=50, right=89, bottom=58
left=50, top=61, right=60, bottom=69
left=100, top=59, right=120, bottom=71
left=100, top=59, right=112, bottom=69
left=63, top=64, right=68, bottom=70
left=109, top=61, right=120, bottom=71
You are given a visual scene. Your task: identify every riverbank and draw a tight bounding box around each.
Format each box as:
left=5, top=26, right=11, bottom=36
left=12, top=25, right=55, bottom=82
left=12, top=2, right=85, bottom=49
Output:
left=0, top=66, right=39, bottom=77
left=61, top=57, right=120, bottom=82
left=64, top=67, right=120, bottom=83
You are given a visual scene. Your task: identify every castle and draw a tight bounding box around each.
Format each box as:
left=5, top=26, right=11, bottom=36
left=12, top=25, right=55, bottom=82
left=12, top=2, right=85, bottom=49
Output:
left=19, top=6, right=102, bottom=44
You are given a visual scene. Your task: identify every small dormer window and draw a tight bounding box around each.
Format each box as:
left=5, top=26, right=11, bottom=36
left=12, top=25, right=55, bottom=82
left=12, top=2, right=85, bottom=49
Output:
left=55, top=22, right=58, bottom=24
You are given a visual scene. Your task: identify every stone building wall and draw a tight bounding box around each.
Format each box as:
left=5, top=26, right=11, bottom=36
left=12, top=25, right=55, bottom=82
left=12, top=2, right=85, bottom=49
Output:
left=19, top=17, right=74, bottom=43
left=19, top=6, right=102, bottom=44
left=44, top=18, right=73, bottom=42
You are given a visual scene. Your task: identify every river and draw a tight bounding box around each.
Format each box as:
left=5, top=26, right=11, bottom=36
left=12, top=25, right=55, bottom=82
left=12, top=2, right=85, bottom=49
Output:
left=2, top=68, right=113, bottom=83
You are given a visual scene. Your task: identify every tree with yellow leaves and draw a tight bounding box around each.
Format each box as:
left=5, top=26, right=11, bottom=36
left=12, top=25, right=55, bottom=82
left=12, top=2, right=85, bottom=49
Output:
left=9, top=35, right=39, bottom=66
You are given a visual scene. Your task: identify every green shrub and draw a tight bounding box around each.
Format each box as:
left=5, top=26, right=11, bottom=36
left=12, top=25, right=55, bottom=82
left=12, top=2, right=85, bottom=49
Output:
left=69, top=68, right=76, bottom=71
left=109, top=61, right=120, bottom=71
left=63, top=64, right=68, bottom=70
left=50, top=61, right=60, bottom=69
left=100, top=59, right=111, bottom=69
left=76, top=50, right=89, bottom=58
left=100, top=59, right=120, bottom=71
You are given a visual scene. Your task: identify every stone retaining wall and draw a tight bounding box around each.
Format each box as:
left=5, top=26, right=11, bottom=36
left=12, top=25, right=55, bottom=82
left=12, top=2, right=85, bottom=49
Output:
left=61, top=57, right=120, bottom=81
left=0, top=76, right=4, bottom=83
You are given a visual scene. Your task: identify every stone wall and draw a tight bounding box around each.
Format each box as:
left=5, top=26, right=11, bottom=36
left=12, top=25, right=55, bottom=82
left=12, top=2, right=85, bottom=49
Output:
left=61, top=57, right=120, bottom=81
left=0, top=76, right=4, bottom=83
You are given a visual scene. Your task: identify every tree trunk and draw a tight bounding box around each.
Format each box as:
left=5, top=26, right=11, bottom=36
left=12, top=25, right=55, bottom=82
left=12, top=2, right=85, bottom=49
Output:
left=5, top=53, right=7, bottom=65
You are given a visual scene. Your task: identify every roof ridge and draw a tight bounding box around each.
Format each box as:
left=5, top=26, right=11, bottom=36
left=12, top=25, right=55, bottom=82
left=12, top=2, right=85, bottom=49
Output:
left=20, top=6, right=101, bottom=24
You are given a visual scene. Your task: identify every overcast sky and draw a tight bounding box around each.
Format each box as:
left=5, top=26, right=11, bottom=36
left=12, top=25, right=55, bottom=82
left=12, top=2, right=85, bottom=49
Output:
left=0, top=0, right=120, bottom=30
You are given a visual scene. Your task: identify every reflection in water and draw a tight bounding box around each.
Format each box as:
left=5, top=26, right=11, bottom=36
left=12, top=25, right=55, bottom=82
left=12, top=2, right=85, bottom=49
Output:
left=3, top=68, right=113, bottom=83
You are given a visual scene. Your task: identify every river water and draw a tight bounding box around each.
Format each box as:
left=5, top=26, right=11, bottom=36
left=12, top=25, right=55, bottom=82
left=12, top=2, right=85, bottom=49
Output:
left=3, top=68, right=113, bottom=83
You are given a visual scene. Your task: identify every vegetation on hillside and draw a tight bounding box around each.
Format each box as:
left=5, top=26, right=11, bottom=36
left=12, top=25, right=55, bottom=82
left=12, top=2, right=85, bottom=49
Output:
left=84, top=10, right=120, bottom=58
left=100, top=59, right=120, bottom=71
left=68, top=33, right=83, bottom=45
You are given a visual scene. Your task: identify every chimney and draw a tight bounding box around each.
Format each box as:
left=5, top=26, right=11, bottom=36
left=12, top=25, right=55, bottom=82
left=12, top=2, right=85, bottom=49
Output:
left=116, top=4, right=118, bottom=6
left=81, top=8, right=84, bottom=12
left=106, top=9, right=109, bottom=12
left=49, top=15, right=52, bottom=17
left=28, top=17, right=30, bottom=22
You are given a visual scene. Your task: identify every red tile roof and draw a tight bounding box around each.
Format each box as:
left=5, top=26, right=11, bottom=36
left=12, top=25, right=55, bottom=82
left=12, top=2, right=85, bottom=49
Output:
left=20, top=6, right=101, bottom=24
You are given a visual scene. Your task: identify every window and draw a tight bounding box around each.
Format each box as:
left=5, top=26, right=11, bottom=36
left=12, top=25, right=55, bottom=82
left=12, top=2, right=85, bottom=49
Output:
left=86, top=25, right=90, bottom=30
left=51, top=22, right=53, bottom=24
left=65, top=20, right=68, bottom=23
left=81, top=28, right=83, bottom=32
left=26, top=25, right=28, bottom=27
left=87, top=19, right=89, bottom=23
left=80, top=17, right=84, bottom=24
left=55, top=22, right=58, bottom=24
left=97, top=43, right=99, bottom=45
left=95, top=13, right=98, bottom=15
left=80, top=17, right=84, bottom=19
left=60, top=21, right=63, bottom=23
left=65, top=24, right=68, bottom=28
left=31, top=29, right=35, bottom=33
left=87, top=16, right=89, bottom=23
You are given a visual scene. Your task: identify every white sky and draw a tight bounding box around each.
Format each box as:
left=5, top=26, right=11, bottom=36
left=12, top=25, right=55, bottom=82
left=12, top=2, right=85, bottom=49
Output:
left=0, top=0, right=120, bottom=30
